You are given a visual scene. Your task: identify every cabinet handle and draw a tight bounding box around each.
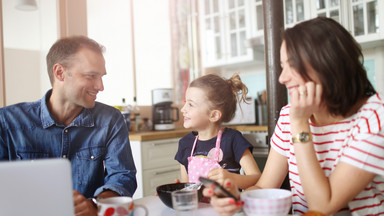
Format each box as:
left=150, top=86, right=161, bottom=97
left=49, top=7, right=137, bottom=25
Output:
left=151, top=142, right=174, bottom=146
left=154, top=168, right=179, bottom=176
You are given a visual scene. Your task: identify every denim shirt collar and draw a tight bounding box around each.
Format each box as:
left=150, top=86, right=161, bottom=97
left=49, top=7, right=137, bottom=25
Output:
left=40, top=89, right=95, bottom=128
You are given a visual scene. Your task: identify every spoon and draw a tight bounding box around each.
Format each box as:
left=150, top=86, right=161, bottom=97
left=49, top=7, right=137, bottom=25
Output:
left=180, top=183, right=203, bottom=191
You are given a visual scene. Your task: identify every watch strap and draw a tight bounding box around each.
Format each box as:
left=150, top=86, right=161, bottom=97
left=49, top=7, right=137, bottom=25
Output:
left=292, top=132, right=312, bottom=143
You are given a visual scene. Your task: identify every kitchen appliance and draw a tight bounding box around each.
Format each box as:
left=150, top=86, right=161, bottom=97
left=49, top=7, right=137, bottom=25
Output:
left=224, top=97, right=257, bottom=125
left=242, top=131, right=269, bottom=172
left=152, top=88, right=179, bottom=131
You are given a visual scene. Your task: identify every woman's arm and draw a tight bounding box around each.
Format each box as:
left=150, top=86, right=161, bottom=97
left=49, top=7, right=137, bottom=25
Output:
left=249, top=147, right=289, bottom=190
left=203, top=148, right=289, bottom=215
left=291, top=120, right=376, bottom=214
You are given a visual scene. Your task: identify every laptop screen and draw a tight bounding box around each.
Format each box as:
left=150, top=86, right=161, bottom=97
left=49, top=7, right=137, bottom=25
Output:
left=0, top=158, right=74, bottom=216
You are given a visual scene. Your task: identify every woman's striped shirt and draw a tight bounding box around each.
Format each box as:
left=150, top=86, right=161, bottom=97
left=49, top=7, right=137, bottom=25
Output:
left=271, top=93, right=384, bottom=215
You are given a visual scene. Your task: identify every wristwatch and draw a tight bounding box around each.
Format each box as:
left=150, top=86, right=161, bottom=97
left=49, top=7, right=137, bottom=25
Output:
left=292, top=132, right=312, bottom=143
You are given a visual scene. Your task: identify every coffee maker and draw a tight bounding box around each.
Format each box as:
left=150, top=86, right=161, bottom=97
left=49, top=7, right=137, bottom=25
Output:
left=152, top=89, right=179, bottom=131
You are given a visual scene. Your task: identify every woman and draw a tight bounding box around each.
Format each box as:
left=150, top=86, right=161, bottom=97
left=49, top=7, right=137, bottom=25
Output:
left=203, top=17, right=384, bottom=216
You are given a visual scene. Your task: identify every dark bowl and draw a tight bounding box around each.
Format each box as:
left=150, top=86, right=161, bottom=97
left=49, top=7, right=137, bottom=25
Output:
left=156, top=183, right=204, bottom=209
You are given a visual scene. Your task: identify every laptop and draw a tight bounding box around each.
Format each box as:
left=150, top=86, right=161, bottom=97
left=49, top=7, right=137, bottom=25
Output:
left=0, top=158, right=74, bottom=216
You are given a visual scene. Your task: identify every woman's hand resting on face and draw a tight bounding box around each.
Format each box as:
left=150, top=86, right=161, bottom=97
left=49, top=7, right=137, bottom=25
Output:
left=202, top=178, right=243, bottom=216
left=289, top=82, right=323, bottom=123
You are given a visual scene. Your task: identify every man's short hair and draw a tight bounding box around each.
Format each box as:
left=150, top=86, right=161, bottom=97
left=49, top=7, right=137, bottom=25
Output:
left=46, top=36, right=105, bottom=85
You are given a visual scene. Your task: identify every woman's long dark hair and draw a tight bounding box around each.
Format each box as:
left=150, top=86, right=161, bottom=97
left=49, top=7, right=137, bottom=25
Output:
left=283, top=17, right=376, bottom=116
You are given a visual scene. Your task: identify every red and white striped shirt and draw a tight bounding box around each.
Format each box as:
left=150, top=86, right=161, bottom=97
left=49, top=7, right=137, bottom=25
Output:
left=271, top=93, right=384, bottom=216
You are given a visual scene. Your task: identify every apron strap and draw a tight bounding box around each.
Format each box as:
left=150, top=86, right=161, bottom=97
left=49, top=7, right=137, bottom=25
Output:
left=190, top=128, right=224, bottom=161
left=190, top=135, right=199, bottom=157
left=214, top=128, right=223, bottom=161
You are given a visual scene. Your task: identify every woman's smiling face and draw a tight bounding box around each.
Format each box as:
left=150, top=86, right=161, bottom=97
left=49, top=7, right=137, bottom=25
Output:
left=278, top=41, right=321, bottom=95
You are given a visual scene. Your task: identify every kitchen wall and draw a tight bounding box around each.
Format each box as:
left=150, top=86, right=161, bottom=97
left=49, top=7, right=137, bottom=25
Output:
left=2, top=0, right=57, bottom=105
left=87, top=0, right=174, bottom=106
left=132, top=0, right=173, bottom=106
left=4, top=48, right=41, bottom=104
left=208, top=43, right=384, bottom=99
left=201, top=46, right=267, bottom=100
left=2, top=0, right=173, bottom=107
left=3, top=1, right=383, bottom=108
left=86, top=0, right=134, bottom=106
left=214, top=63, right=267, bottom=100
left=363, top=47, right=384, bottom=94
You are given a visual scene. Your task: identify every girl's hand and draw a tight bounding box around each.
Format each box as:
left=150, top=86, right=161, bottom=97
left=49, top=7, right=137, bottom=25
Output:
left=290, top=82, right=323, bottom=122
left=202, top=179, right=242, bottom=216
left=207, top=167, right=232, bottom=186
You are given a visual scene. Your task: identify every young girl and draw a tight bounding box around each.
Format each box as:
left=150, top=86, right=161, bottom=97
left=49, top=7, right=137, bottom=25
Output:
left=174, top=73, right=261, bottom=190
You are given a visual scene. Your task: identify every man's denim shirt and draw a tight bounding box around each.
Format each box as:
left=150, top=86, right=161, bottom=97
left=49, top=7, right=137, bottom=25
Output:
left=0, top=90, right=137, bottom=198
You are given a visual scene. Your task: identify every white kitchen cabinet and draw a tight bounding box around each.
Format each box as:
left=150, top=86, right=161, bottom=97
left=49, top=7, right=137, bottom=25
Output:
left=309, top=0, right=384, bottom=47
left=284, top=0, right=312, bottom=28
left=349, top=0, right=384, bottom=45
left=142, top=165, right=180, bottom=196
left=310, top=0, right=348, bottom=26
left=249, top=0, right=264, bottom=38
left=199, top=0, right=253, bottom=67
left=130, top=138, right=181, bottom=199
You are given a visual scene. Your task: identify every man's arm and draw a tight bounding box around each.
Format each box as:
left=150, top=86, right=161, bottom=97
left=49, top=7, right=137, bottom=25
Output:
left=94, top=111, right=137, bottom=197
left=0, top=110, right=9, bottom=160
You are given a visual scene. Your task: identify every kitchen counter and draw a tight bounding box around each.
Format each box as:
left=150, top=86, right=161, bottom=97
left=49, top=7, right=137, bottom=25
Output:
left=129, top=125, right=267, bottom=141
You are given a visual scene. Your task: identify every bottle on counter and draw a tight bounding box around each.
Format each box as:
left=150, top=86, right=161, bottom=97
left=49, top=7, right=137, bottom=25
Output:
left=141, top=118, right=152, bottom=131
left=130, top=97, right=141, bottom=132
left=121, top=98, right=131, bottom=131
left=135, top=112, right=143, bottom=132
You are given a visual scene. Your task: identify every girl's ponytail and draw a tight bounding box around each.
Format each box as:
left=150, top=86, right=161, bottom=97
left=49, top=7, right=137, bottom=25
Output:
left=227, top=73, right=249, bottom=104
left=189, top=73, right=249, bottom=123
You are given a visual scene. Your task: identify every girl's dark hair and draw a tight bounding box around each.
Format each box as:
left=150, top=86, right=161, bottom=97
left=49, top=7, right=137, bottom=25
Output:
left=283, top=17, right=376, bottom=116
left=189, top=73, right=248, bottom=123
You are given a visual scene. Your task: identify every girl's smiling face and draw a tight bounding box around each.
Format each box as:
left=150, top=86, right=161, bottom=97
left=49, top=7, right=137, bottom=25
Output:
left=181, top=87, right=212, bottom=130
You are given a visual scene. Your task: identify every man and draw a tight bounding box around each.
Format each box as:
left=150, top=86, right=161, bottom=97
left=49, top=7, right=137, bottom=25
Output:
left=0, top=36, right=137, bottom=216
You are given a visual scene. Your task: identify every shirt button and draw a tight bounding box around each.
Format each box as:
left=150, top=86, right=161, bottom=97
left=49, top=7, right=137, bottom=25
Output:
left=91, top=155, right=95, bottom=160
left=62, top=155, right=67, bottom=158
left=64, top=129, right=68, bottom=133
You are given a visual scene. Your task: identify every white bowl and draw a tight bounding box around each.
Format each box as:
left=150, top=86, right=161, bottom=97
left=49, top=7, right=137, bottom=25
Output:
left=240, top=188, right=292, bottom=216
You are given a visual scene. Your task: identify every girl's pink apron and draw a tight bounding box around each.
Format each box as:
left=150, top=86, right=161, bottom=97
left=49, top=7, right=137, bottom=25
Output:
left=187, top=129, right=223, bottom=183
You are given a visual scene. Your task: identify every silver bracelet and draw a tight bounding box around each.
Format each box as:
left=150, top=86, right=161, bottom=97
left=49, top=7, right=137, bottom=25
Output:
left=87, top=197, right=98, bottom=208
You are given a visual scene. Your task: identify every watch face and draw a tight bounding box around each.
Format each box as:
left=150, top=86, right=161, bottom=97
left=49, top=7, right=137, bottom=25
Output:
left=299, top=133, right=309, bottom=142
